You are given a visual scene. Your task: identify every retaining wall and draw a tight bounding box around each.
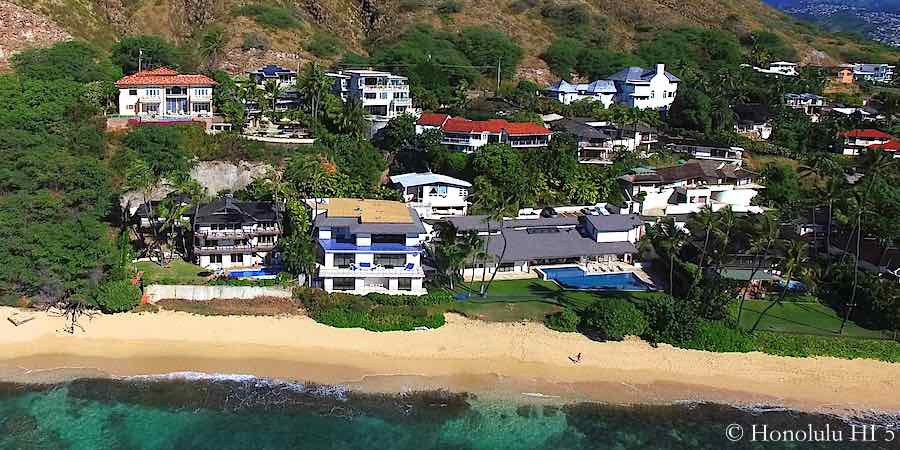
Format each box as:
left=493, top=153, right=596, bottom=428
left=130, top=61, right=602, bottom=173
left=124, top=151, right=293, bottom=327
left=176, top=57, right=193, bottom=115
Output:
left=144, top=284, right=292, bottom=303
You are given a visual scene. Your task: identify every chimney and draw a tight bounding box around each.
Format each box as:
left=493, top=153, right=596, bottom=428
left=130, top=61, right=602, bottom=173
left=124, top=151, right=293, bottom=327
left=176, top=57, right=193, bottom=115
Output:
left=656, top=64, right=665, bottom=75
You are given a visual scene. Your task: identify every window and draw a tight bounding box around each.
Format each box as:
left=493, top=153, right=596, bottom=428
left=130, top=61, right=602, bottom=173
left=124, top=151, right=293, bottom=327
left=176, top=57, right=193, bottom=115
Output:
left=379, top=92, right=389, bottom=99
left=129, top=89, right=137, bottom=95
left=210, top=254, right=223, bottom=263
left=194, top=88, right=210, bottom=96
left=498, top=263, right=516, bottom=272
left=192, top=103, right=211, bottom=113
left=459, top=189, right=468, bottom=198
left=374, top=254, right=406, bottom=268
left=334, top=253, right=355, bottom=268
left=430, top=185, right=448, bottom=196
left=364, top=93, right=377, bottom=99
left=398, top=278, right=412, bottom=291
left=231, top=254, right=243, bottom=264
left=333, top=278, right=355, bottom=290
left=127, top=105, right=134, bottom=110
left=258, top=235, right=275, bottom=244
left=146, top=88, right=160, bottom=96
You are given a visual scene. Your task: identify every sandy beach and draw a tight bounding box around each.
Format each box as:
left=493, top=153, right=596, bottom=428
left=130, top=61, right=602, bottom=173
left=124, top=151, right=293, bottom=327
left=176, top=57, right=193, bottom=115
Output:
left=1, top=306, right=899, bottom=414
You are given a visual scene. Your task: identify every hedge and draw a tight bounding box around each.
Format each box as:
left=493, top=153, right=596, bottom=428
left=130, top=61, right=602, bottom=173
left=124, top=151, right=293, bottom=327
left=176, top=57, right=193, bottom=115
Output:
left=752, top=332, right=900, bottom=363
left=95, top=280, right=142, bottom=313
left=581, top=298, right=647, bottom=341
left=544, top=309, right=579, bottom=332
left=679, top=320, right=755, bottom=353
left=294, top=288, right=451, bottom=331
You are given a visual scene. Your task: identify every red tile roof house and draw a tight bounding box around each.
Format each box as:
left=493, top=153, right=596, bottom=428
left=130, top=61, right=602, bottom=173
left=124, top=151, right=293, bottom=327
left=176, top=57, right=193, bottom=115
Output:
left=873, top=140, right=900, bottom=159
left=115, top=68, right=217, bottom=119
left=838, top=129, right=893, bottom=156
left=415, top=113, right=551, bottom=153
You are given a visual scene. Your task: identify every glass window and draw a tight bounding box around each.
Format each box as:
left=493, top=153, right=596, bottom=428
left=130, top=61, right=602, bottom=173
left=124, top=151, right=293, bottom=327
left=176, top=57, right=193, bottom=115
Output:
left=231, top=254, right=243, bottom=264
left=334, top=253, right=355, bottom=268
left=333, top=278, right=355, bottom=290
left=210, top=254, right=222, bottom=263
left=129, top=89, right=137, bottom=95
left=374, top=254, right=406, bottom=268
left=364, top=92, right=377, bottom=99
left=398, top=278, right=412, bottom=291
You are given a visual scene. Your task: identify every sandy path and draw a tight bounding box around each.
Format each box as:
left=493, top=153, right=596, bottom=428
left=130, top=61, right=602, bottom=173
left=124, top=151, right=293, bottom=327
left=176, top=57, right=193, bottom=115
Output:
left=0, top=307, right=898, bottom=413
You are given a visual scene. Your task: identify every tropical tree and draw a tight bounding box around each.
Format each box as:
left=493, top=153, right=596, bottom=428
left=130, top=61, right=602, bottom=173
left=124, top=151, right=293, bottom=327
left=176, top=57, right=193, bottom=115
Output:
left=262, top=79, right=283, bottom=118
left=751, top=239, right=809, bottom=332
left=736, top=213, right=780, bottom=326
left=647, top=218, right=688, bottom=295
left=334, top=98, right=368, bottom=137
left=298, top=62, right=334, bottom=125
left=198, top=26, right=228, bottom=70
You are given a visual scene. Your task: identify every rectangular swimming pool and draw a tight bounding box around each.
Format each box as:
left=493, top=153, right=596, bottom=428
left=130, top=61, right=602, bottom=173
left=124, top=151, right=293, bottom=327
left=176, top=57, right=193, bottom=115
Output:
left=228, top=267, right=281, bottom=280
left=540, top=267, right=651, bottom=291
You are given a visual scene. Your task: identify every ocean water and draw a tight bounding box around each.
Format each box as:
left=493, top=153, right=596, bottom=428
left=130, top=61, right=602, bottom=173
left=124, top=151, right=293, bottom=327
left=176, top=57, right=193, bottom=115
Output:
left=0, top=375, right=898, bottom=450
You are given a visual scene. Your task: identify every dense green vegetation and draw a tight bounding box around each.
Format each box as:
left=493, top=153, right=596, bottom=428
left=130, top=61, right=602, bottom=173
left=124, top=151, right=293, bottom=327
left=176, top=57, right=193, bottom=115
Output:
left=295, top=288, right=451, bottom=331
left=232, top=4, right=304, bottom=29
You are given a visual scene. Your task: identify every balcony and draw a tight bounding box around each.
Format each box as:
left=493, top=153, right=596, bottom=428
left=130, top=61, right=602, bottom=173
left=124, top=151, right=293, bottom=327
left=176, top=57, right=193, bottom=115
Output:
left=194, top=243, right=276, bottom=255
left=198, top=230, right=251, bottom=239
left=318, top=265, right=425, bottom=278
left=318, top=239, right=421, bottom=253
left=441, top=137, right=472, bottom=145
left=508, top=138, right=550, bottom=148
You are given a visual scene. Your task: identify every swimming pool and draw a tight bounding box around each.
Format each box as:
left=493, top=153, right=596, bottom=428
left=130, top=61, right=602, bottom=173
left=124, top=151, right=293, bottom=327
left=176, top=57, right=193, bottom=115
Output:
left=228, top=267, right=281, bottom=280
left=540, top=267, right=651, bottom=291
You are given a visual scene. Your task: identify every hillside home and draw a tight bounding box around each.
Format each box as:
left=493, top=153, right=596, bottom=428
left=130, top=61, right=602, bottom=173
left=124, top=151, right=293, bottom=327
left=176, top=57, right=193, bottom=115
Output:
left=837, top=129, right=893, bottom=156
left=313, top=199, right=427, bottom=295
left=606, top=64, right=680, bottom=112
left=116, top=68, right=216, bottom=117
left=665, top=142, right=744, bottom=164
left=248, top=64, right=297, bottom=86
left=390, top=172, right=471, bottom=219
left=835, top=66, right=855, bottom=85
left=415, top=113, right=550, bottom=152
left=828, top=106, right=884, bottom=122
left=192, top=198, right=282, bottom=269
left=246, top=65, right=302, bottom=114
left=549, top=118, right=656, bottom=164
left=732, top=104, right=773, bottom=140
left=544, top=80, right=616, bottom=107
left=327, top=69, right=412, bottom=133
left=619, top=160, right=761, bottom=218
left=851, top=63, right=895, bottom=83
left=784, top=93, right=827, bottom=122
left=752, top=61, right=799, bottom=77
left=873, top=140, right=900, bottom=159
left=444, top=208, right=643, bottom=280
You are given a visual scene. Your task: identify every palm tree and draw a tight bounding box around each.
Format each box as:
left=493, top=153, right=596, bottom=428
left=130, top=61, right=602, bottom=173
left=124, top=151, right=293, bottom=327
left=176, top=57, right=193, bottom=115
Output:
left=198, top=27, right=228, bottom=70
left=298, top=62, right=334, bottom=124
left=262, top=79, right=283, bottom=119
left=482, top=204, right=512, bottom=297
left=692, top=205, right=719, bottom=270
left=840, top=148, right=893, bottom=333
left=736, top=213, right=779, bottom=326
left=336, top=98, right=368, bottom=137
left=751, top=240, right=809, bottom=333
left=649, top=218, right=688, bottom=296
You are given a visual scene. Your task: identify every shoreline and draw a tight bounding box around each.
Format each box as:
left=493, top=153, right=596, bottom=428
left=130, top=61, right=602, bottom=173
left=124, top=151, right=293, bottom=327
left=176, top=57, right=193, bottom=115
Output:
left=1, top=307, right=899, bottom=415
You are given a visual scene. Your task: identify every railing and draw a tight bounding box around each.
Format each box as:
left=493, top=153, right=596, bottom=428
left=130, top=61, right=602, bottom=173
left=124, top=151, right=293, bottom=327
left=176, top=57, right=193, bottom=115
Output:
left=509, top=139, right=549, bottom=147
left=194, top=243, right=276, bottom=255
left=318, top=266, right=425, bottom=277
left=442, top=137, right=472, bottom=144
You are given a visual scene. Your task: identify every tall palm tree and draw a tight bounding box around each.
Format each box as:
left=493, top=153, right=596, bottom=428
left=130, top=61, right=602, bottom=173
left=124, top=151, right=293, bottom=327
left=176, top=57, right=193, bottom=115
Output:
left=198, top=27, right=228, bottom=70
left=650, top=218, right=688, bottom=296
left=736, top=213, right=780, bottom=326
left=482, top=203, right=512, bottom=297
left=751, top=240, right=809, bottom=332
left=336, top=98, right=368, bottom=137
left=692, top=205, right=719, bottom=270
left=262, top=79, right=283, bottom=119
left=298, top=62, right=334, bottom=124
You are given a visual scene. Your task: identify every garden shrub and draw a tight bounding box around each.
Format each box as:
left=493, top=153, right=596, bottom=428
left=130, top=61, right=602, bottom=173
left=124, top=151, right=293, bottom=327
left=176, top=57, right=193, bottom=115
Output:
left=437, top=0, right=463, bottom=14
left=680, top=320, right=754, bottom=353
left=307, top=32, right=343, bottom=57
left=294, top=288, right=448, bottom=331
left=95, top=280, right=141, bottom=313
left=753, top=332, right=900, bottom=363
left=233, top=5, right=303, bottom=29
left=639, top=296, right=698, bottom=345
left=545, top=309, right=579, bottom=332
left=582, top=299, right=647, bottom=340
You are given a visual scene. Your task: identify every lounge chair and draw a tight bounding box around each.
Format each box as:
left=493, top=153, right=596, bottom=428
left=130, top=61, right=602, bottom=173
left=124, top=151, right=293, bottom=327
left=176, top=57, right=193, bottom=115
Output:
left=359, top=262, right=372, bottom=270
left=404, top=263, right=416, bottom=271
left=350, top=263, right=358, bottom=271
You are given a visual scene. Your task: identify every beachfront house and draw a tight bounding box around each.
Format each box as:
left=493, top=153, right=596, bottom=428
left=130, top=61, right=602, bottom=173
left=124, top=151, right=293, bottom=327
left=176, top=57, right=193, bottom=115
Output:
left=606, top=65, right=680, bottom=112
left=665, top=142, right=745, bottom=164
left=444, top=206, right=644, bottom=281
left=732, top=104, right=772, bottom=140
left=415, top=113, right=550, bottom=153
left=390, top=172, right=471, bottom=219
left=192, top=197, right=283, bottom=270
left=784, top=93, right=827, bottom=123
left=312, top=198, right=427, bottom=295
left=544, top=80, right=617, bottom=108
left=618, top=160, right=762, bottom=218
left=327, top=69, right=412, bottom=134
left=837, top=129, right=893, bottom=156
left=115, top=67, right=216, bottom=118
left=851, top=63, right=895, bottom=83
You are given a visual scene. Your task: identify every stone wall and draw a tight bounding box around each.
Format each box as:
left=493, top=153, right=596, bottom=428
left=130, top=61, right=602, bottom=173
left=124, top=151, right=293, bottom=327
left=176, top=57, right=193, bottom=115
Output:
left=144, top=284, right=292, bottom=303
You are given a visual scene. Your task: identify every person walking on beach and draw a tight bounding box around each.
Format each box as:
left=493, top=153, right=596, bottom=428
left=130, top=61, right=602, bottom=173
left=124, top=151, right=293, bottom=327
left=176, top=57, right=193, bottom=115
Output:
left=576, top=352, right=582, bottom=363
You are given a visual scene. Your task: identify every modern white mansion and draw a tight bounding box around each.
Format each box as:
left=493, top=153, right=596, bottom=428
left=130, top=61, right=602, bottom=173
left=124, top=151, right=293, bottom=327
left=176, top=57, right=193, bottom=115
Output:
left=313, top=199, right=427, bottom=295
left=327, top=69, right=413, bottom=134
left=115, top=68, right=216, bottom=117
left=544, top=64, right=680, bottom=112
left=390, top=172, right=471, bottom=219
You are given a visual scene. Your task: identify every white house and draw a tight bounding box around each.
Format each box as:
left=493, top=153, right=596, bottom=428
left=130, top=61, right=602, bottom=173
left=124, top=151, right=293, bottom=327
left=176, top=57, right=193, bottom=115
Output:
left=248, top=64, right=297, bottom=87
left=313, top=198, right=427, bottom=295
left=327, top=69, right=412, bottom=134
left=390, top=172, right=471, bottom=219
left=415, top=113, right=550, bottom=153
left=666, top=142, right=744, bottom=164
left=752, top=61, right=799, bottom=77
left=544, top=80, right=616, bottom=108
left=732, top=104, right=772, bottom=140
left=852, top=63, right=895, bottom=83
left=619, top=160, right=763, bottom=218
left=606, top=64, right=680, bottom=112
left=549, top=118, right=657, bottom=164
left=837, top=129, right=893, bottom=156
left=444, top=207, right=644, bottom=281
left=115, top=67, right=216, bottom=117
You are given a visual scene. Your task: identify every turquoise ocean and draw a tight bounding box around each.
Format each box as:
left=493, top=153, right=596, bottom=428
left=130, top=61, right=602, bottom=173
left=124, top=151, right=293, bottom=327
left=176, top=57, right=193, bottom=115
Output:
left=0, top=374, right=898, bottom=450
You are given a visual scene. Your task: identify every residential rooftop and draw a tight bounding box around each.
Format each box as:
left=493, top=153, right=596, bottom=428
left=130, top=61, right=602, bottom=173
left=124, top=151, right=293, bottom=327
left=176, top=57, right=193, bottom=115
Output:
left=389, top=172, right=472, bottom=188
left=115, top=67, right=217, bottom=87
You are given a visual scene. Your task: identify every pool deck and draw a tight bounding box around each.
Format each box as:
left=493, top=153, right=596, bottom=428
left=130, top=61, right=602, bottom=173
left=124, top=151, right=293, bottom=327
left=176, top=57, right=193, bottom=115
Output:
left=537, top=263, right=658, bottom=291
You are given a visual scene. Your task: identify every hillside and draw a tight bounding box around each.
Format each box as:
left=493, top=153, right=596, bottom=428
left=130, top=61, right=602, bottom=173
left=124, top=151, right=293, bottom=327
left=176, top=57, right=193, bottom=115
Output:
left=4, top=0, right=900, bottom=77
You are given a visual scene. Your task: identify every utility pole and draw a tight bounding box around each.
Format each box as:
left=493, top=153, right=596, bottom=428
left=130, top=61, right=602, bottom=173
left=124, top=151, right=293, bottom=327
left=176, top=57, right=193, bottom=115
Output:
left=496, top=57, right=501, bottom=94
left=138, top=49, right=143, bottom=72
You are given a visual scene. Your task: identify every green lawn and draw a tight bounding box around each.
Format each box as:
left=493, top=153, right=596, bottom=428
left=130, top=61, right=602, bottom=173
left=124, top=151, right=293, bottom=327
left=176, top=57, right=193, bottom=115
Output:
left=732, top=300, right=884, bottom=339
left=431, top=279, right=664, bottom=322
left=135, top=260, right=210, bottom=284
